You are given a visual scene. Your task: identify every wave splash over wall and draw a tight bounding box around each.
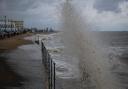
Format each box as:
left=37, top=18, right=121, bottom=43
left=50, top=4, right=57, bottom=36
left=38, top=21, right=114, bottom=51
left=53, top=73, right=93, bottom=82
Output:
left=60, top=0, right=121, bottom=89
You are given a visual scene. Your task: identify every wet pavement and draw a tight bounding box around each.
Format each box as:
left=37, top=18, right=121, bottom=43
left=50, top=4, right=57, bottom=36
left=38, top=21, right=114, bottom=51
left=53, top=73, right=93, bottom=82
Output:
left=2, top=43, right=47, bottom=89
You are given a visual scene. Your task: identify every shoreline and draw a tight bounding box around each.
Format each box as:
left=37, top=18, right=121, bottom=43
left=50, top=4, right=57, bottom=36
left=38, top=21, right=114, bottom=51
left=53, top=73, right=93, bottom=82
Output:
left=0, top=32, right=33, bottom=53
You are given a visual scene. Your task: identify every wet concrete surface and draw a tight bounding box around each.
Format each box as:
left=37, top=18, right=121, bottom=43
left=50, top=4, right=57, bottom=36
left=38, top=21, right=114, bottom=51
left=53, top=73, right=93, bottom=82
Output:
left=0, top=43, right=46, bottom=89
left=0, top=56, right=24, bottom=89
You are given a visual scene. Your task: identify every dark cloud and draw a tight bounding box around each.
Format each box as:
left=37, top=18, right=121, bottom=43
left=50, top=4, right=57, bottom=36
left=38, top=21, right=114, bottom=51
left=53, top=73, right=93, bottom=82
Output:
left=0, top=0, right=57, bottom=11
left=0, top=0, right=36, bottom=19
left=0, top=0, right=58, bottom=28
left=93, top=0, right=128, bottom=12
left=0, top=0, right=40, bottom=11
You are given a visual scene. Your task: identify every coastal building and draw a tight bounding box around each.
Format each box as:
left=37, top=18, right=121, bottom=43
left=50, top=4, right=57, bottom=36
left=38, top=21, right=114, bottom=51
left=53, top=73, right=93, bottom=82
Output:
left=10, top=21, right=24, bottom=30
left=0, top=16, right=24, bottom=31
left=0, top=20, right=16, bottom=31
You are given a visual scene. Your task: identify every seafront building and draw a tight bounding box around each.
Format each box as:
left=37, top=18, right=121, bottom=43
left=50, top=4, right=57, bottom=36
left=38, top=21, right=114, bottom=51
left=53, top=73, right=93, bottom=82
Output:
left=0, top=16, right=24, bottom=32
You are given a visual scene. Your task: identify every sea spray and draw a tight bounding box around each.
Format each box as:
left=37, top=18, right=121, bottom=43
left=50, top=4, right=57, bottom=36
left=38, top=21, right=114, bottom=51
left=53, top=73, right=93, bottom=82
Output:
left=60, top=0, right=121, bottom=89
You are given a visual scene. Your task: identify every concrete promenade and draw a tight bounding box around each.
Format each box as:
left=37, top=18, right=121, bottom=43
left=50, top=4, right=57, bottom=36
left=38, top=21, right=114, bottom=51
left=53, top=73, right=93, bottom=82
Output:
left=0, top=35, right=47, bottom=89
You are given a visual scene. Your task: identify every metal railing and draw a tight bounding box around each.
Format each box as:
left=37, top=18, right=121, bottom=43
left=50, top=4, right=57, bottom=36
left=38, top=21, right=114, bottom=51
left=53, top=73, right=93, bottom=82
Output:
left=35, top=35, right=40, bottom=44
left=35, top=36, right=56, bottom=89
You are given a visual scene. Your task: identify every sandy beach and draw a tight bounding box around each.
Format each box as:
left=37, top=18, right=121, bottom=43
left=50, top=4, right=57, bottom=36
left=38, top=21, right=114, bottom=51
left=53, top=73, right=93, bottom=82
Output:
left=0, top=33, right=33, bottom=53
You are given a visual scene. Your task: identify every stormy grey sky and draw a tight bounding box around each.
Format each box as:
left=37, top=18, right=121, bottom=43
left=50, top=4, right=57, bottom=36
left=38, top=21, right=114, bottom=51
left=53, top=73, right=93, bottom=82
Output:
left=94, top=0, right=128, bottom=12
left=0, top=0, right=128, bottom=31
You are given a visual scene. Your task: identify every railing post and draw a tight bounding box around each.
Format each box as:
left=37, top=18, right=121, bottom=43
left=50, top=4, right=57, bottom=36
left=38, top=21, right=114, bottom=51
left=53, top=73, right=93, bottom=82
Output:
left=41, top=40, right=56, bottom=89
left=47, top=53, right=50, bottom=89
left=53, top=62, right=56, bottom=89
left=41, top=42, right=44, bottom=64
left=38, top=35, right=39, bottom=44
left=50, top=59, right=53, bottom=89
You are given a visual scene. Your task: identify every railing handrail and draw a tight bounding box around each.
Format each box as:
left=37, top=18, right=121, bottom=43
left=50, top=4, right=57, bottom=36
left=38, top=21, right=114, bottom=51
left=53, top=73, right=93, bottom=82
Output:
left=35, top=36, right=56, bottom=89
